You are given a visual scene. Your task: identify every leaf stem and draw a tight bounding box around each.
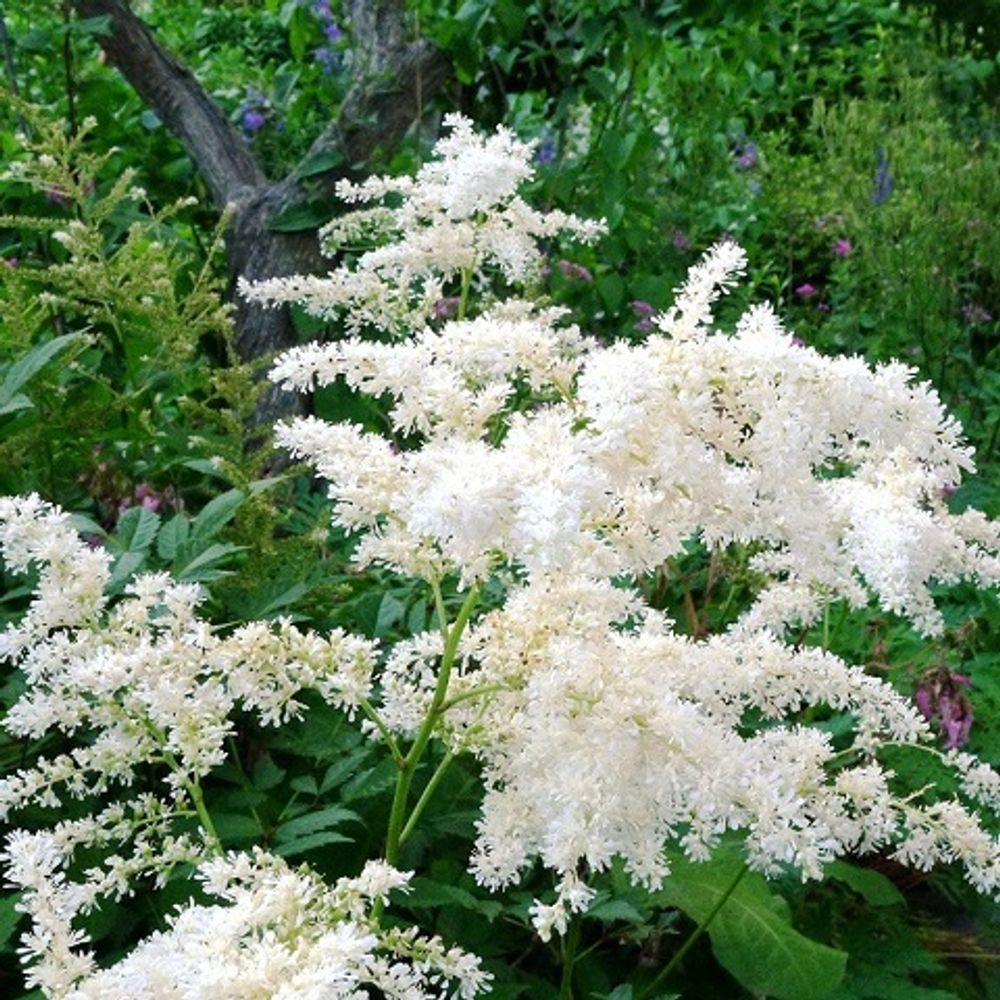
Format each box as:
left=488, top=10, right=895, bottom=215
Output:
left=398, top=750, right=454, bottom=848
left=638, top=864, right=748, bottom=999
left=384, top=583, right=480, bottom=866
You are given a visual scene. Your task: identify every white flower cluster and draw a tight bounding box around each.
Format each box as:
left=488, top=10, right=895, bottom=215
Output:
left=59, top=850, right=489, bottom=1000
left=253, top=146, right=1000, bottom=934
left=268, top=241, right=998, bottom=631
left=0, top=496, right=379, bottom=994
left=239, top=113, right=604, bottom=334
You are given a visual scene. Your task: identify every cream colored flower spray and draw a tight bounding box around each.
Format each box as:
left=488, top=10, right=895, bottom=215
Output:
left=3, top=115, right=1000, bottom=997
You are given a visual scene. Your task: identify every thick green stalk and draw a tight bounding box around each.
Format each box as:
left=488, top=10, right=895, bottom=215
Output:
left=558, top=917, right=582, bottom=1000
left=384, top=584, right=480, bottom=865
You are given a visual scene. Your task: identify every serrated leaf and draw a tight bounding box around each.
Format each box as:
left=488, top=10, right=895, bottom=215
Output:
left=156, top=514, right=190, bottom=561
left=289, top=775, right=318, bottom=796
left=275, top=805, right=360, bottom=841
left=191, top=489, right=245, bottom=541
left=114, top=506, right=160, bottom=553
left=651, top=851, right=847, bottom=1000
left=273, top=830, right=354, bottom=858
left=108, top=549, right=146, bottom=590
left=175, top=542, right=245, bottom=581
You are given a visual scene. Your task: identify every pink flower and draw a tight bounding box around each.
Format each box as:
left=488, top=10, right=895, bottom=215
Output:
left=795, top=283, right=817, bottom=299
left=833, top=238, right=852, bottom=258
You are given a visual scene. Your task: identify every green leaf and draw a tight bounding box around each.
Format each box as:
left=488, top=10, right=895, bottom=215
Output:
left=275, top=805, right=361, bottom=842
left=269, top=202, right=331, bottom=233
left=114, top=507, right=160, bottom=553
left=0, top=333, right=84, bottom=410
left=156, top=514, right=190, bottom=562
left=825, top=861, right=904, bottom=907
left=107, top=550, right=146, bottom=590
left=588, top=898, right=646, bottom=924
left=296, top=148, right=345, bottom=179
left=0, top=393, right=32, bottom=416
left=191, top=489, right=245, bottom=541
left=405, top=877, right=503, bottom=920
left=272, top=830, right=354, bottom=858
left=213, top=812, right=264, bottom=845
left=174, top=542, right=245, bottom=581
left=0, top=892, right=22, bottom=950
left=651, top=852, right=847, bottom=1000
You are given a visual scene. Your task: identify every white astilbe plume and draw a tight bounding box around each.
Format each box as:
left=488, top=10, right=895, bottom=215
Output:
left=239, top=113, right=604, bottom=334
left=264, top=227, right=1000, bottom=934
left=272, top=254, right=998, bottom=631
left=0, top=498, right=380, bottom=994
left=62, top=850, right=490, bottom=1000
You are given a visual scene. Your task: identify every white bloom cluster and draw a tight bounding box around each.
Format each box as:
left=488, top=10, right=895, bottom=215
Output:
left=0, top=497, right=379, bottom=993
left=62, top=850, right=490, bottom=999
left=270, top=241, right=998, bottom=632
left=239, top=113, right=604, bottom=334
left=260, top=161, right=1000, bottom=933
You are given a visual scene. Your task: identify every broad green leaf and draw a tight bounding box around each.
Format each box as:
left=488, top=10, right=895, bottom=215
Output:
left=191, top=489, right=245, bottom=541
left=114, top=506, right=160, bottom=553
left=296, top=148, right=345, bottom=179
left=107, top=549, right=146, bottom=590
left=156, top=514, right=190, bottom=562
left=213, top=812, right=264, bottom=845
left=0, top=333, right=84, bottom=409
left=825, top=861, right=904, bottom=907
left=651, top=852, right=847, bottom=1000
left=0, top=892, right=22, bottom=950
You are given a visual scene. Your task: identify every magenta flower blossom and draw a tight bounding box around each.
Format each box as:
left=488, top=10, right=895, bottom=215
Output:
left=833, top=238, right=852, bottom=258
left=915, top=668, right=974, bottom=749
left=962, top=303, right=993, bottom=325
left=795, top=283, right=817, bottom=299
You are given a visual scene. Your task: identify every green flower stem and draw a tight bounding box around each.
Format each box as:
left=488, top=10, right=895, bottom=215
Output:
left=398, top=750, right=454, bottom=849
left=359, top=696, right=404, bottom=766
left=187, top=776, right=221, bottom=850
left=558, top=917, right=582, bottom=1000
left=638, top=864, right=748, bottom=1000
left=384, top=583, right=480, bottom=866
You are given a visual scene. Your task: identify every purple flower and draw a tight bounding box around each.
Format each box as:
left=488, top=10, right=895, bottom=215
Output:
left=671, top=228, right=690, bottom=251
left=915, top=668, right=974, bottom=749
left=791, top=336, right=806, bottom=348
left=833, top=238, right=852, bottom=258
left=962, top=303, right=993, bottom=325
left=556, top=259, right=593, bottom=282
left=313, top=46, right=342, bottom=73
left=242, top=109, right=266, bottom=133
left=2, top=257, right=17, bottom=268
left=432, top=297, right=461, bottom=320
left=734, top=140, right=758, bottom=171
left=44, top=186, right=67, bottom=207
left=324, top=22, right=344, bottom=40
left=795, top=283, right=817, bottom=299
left=534, top=132, right=557, bottom=166
left=631, top=300, right=656, bottom=333
left=872, top=146, right=893, bottom=205
left=311, top=0, right=332, bottom=18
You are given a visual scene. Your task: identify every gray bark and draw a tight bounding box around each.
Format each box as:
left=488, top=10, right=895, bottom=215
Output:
left=72, top=0, right=450, bottom=425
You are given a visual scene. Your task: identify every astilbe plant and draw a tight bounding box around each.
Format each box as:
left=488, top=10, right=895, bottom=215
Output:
left=3, top=114, right=1000, bottom=997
